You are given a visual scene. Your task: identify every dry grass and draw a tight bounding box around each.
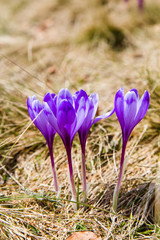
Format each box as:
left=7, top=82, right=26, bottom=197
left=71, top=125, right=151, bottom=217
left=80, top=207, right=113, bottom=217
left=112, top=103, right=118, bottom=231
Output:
left=0, top=0, right=160, bottom=239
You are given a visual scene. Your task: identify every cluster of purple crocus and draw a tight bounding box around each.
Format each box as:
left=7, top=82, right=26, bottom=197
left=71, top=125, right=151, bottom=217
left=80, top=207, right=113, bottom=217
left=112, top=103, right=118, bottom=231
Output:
left=27, top=87, right=150, bottom=211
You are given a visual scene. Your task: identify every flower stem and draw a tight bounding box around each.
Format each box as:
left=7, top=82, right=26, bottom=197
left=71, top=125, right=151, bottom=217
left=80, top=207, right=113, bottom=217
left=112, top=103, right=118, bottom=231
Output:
left=48, top=144, right=58, bottom=194
left=113, top=140, right=127, bottom=212
left=81, top=142, right=87, bottom=202
left=66, top=144, right=77, bottom=211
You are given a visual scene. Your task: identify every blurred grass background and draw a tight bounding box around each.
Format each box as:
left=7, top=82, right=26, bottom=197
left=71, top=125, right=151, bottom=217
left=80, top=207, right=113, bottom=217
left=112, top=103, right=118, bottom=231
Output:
left=0, top=0, right=159, bottom=239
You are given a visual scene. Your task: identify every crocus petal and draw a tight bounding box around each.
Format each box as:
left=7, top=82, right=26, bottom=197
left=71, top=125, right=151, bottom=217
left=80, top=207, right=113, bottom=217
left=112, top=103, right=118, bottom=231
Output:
left=57, top=99, right=76, bottom=140
left=57, top=88, right=73, bottom=107
left=27, top=96, right=37, bottom=112
left=32, top=99, right=43, bottom=113
left=81, top=93, right=99, bottom=130
left=133, top=90, right=150, bottom=128
left=43, top=102, right=60, bottom=135
left=93, top=108, right=115, bottom=125
left=78, top=93, right=99, bottom=143
left=73, top=89, right=89, bottom=112
left=115, top=88, right=125, bottom=133
left=130, top=88, right=139, bottom=101
left=27, top=96, right=56, bottom=145
left=44, top=93, right=57, bottom=117
left=89, top=93, right=99, bottom=120
left=124, top=91, right=138, bottom=137
left=27, top=97, right=36, bottom=121
left=32, top=100, right=50, bottom=138
left=57, top=99, right=76, bottom=126
left=74, top=96, right=86, bottom=135
left=30, top=99, right=43, bottom=130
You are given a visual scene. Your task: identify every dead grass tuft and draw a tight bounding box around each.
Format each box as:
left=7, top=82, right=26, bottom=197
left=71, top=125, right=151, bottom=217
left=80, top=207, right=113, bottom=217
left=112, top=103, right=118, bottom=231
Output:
left=78, top=20, right=127, bottom=50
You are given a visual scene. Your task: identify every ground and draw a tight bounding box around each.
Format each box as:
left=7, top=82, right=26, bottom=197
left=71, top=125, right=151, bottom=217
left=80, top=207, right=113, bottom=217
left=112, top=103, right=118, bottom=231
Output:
left=0, top=0, right=159, bottom=239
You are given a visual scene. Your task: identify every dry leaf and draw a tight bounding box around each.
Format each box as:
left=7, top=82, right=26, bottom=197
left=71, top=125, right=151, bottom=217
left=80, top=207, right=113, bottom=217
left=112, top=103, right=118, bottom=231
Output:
left=66, top=231, right=101, bottom=240
left=46, top=66, right=56, bottom=74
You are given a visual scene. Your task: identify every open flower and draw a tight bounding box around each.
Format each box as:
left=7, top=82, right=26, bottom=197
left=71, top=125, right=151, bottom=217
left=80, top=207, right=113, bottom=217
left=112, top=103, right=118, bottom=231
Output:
left=113, top=88, right=150, bottom=212
left=44, top=89, right=87, bottom=209
left=27, top=96, right=58, bottom=193
left=74, top=90, right=114, bottom=202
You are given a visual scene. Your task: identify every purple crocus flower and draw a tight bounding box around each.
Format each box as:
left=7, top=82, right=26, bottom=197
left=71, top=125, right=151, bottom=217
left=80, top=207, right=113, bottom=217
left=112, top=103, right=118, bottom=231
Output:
left=138, top=0, right=144, bottom=10
left=113, top=88, right=150, bottom=211
left=43, top=89, right=87, bottom=209
left=124, top=0, right=144, bottom=10
left=74, top=90, right=114, bottom=202
left=27, top=96, right=58, bottom=193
